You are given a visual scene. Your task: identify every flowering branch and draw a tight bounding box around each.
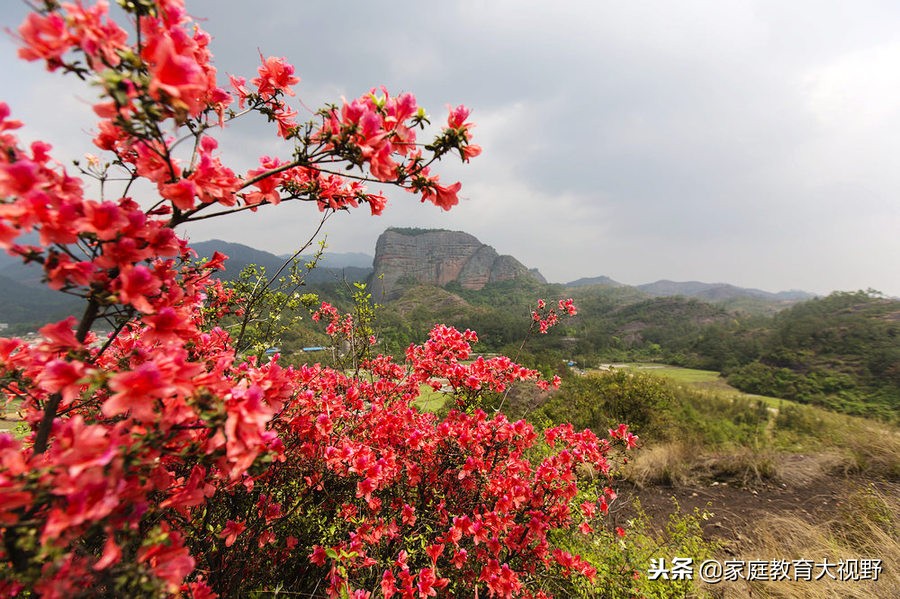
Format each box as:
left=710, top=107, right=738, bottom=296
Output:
left=0, top=2, right=634, bottom=597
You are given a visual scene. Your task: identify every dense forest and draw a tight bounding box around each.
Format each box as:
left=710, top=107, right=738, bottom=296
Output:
left=718, top=291, right=899, bottom=419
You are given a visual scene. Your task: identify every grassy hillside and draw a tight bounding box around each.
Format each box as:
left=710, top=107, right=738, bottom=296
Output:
left=479, top=362, right=900, bottom=598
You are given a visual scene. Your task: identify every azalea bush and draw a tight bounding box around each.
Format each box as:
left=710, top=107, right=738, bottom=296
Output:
left=0, top=1, right=637, bottom=597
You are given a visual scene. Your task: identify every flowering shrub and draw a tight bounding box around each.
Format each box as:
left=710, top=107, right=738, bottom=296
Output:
left=0, top=2, right=636, bottom=596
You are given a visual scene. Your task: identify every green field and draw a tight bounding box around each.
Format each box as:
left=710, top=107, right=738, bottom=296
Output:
left=599, top=363, right=787, bottom=407
left=619, top=364, right=721, bottom=384
left=413, top=384, right=448, bottom=412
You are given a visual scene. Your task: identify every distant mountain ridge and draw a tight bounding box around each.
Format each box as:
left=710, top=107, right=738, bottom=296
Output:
left=563, top=275, right=813, bottom=304
left=279, top=251, right=372, bottom=270
left=190, top=238, right=815, bottom=306
left=566, top=275, right=624, bottom=288
left=191, top=240, right=372, bottom=285
left=0, top=231, right=821, bottom=326
left=0, top=273, right=82, bottom=326
left=635, top=280, right=814, bottom=302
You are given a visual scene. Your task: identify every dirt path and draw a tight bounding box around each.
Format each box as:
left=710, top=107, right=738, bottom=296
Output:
left=612, top=453, right=897, bottom=551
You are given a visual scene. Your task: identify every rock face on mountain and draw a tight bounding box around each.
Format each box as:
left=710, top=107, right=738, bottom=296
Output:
left=369, top=229, right=545, bottom=300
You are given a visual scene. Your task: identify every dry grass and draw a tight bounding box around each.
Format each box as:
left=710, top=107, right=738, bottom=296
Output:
left=707, top=486, right=898, bottom=599
left=625, top=443, right=784, bottom=489
left=627, top=377, right=900, bottom=489
left=625, top=442, right=697, bottom=487
left=698, top=448, right=780, bottom=487
left=822, top=413, right=900, bottom=480
left=773, top=403, right=900, bottom=479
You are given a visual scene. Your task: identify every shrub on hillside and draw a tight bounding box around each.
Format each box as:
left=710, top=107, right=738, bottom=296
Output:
left=539, top=370, right=676, bottom=437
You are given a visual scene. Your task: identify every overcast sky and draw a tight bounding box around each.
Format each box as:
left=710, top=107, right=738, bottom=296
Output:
left=2, top=1, right=899, bottom=296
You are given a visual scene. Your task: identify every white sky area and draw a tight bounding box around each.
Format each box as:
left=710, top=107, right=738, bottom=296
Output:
left=1, top=1, right=899, bottom=296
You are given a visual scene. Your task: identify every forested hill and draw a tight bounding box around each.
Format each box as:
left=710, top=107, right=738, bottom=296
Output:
left=191, top=240, right=373, bottom=285
left=715, top=291, right=900, bottom=420
left=369, top=283, right=898, bottom=421
left=636, top=279, right=813, bottom=302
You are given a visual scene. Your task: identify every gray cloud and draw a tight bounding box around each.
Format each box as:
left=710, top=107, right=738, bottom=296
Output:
left=1, top=1, right=898, bottom=295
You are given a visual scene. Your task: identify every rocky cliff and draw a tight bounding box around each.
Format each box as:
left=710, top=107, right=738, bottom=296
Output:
left=369, top=229, right=545, bottom=300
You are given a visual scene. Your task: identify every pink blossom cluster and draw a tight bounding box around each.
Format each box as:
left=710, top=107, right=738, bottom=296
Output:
left=531, top=298, right=578, bottom=335
left=0, top=2, right=634, bottom=597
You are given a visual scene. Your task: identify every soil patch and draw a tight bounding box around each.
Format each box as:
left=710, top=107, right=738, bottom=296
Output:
left=612, top=453, right=898, bottom=554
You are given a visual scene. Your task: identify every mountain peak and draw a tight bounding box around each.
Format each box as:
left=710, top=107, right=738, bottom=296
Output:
left=369, top=229, right=545, bottom=300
